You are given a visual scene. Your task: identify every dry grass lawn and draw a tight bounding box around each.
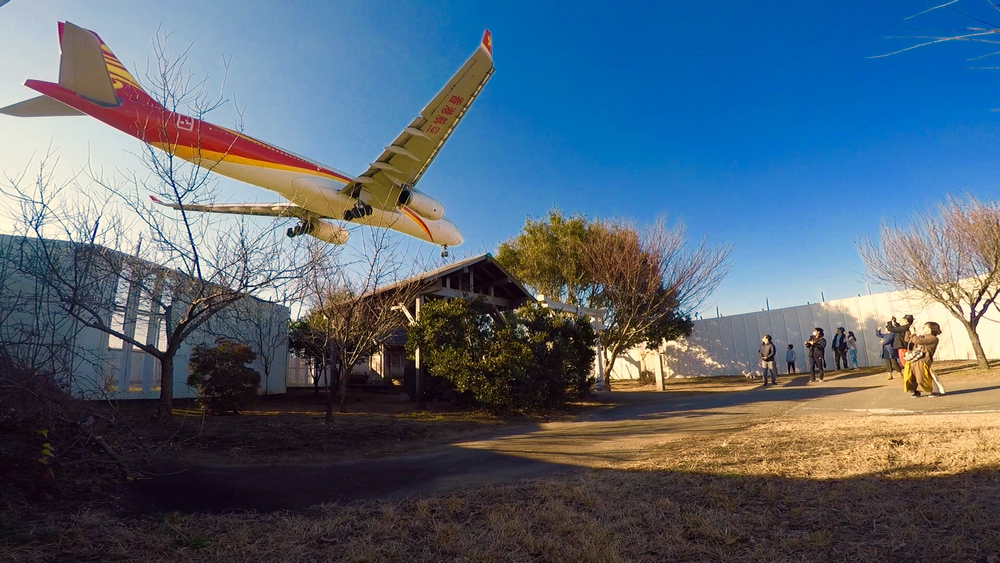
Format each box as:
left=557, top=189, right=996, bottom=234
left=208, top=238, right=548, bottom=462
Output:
left=5, top=411, right=1000, bottom=562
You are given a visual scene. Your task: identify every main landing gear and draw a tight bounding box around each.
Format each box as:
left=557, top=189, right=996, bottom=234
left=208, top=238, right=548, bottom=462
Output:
left=440, top=245, right=449, bottom=258
left=344, top=201, right=373, bottom=221
left=286, top=220, right=313, bottom=238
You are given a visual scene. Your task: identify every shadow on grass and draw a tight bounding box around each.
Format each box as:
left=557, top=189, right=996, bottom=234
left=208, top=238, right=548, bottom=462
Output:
left=101, top=456, right=1000, bottom=562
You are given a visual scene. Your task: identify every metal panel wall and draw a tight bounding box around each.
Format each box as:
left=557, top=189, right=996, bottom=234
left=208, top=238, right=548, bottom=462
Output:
left=659, top=286, right=1000, bottom=377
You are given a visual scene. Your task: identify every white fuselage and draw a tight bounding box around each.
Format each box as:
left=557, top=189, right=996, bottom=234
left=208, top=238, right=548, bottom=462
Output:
left=202, top=158, right=463, bottom=247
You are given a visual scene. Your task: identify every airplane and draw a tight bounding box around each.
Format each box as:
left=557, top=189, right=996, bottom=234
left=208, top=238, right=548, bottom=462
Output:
left=1, top=22, right=495, bottom=257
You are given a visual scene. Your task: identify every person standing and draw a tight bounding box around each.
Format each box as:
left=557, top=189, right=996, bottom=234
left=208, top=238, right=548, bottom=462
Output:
left=846, top=331, right=859, bottom=370
left=785, top=344, right=797, bottom=374
left=831, top=327, right=849, bottom=371
left=876, top=323, right=903, bottom=380
left=804, top=328, right=827, bottom=382
left=903, top=322, right=942, bottom=398
left=886, top=315, right=913, bottom=368
left=758, top=335, right=779, bottom=385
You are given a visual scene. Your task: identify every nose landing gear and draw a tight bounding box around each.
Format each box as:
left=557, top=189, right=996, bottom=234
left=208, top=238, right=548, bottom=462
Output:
left=440, top=245, right=449, bottom=258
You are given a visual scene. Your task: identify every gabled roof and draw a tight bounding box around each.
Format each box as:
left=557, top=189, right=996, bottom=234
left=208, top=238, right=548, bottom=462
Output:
left=367, top=253, right=534, bottom=309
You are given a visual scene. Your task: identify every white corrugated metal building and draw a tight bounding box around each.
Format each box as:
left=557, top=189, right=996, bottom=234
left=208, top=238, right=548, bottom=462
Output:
left=609, top=288, right=999, bottom=380
left=0, top=234, right=289, bottom=399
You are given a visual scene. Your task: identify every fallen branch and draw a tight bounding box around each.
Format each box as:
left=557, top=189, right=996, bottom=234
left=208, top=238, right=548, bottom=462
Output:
left=77, top=415, right=134, bottom=480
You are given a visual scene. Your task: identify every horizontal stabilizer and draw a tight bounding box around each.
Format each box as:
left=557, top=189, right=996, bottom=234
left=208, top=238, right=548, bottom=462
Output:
left=149, top=196, right=315, bottom=218
left=0, top=95, right=84, bottom=117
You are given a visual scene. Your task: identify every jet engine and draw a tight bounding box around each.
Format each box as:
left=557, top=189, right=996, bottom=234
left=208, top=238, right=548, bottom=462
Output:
left=397, top=189, right=445, bottom=221
left=308, top=220, right=350, bottom=245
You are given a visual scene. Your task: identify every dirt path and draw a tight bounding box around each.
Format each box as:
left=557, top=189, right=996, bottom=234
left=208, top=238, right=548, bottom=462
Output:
left=123, top=370, right=1000, bottom=514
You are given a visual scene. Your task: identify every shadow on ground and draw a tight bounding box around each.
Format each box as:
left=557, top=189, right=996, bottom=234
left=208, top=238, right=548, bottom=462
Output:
left=123, top=378, right=878, bottom=515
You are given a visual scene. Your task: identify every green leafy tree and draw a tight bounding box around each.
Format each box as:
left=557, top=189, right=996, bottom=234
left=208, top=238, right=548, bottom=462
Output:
left=406, top=299, right=596, bottom=412
left=187, top=338, right=261, bottom=415
left=496, top=209, right=594, bottom=305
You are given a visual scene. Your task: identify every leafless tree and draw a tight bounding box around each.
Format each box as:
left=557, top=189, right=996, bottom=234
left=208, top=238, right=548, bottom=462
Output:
left=0, top=30, right=306, bottom=417
left=871, top=2, right=1000, bottom=72
left=582, top=218, right=733, bottom=388
left=296, top=231, right=426, bottom=417
left=0, top=232, right=87, bottom=392
left=858, top=195, right=1000, bottom=369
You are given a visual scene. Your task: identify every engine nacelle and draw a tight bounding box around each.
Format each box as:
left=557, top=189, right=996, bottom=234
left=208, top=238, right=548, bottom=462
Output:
left=397, top=189, right=445, bottom=221
left=309, top=220, right=350, bottom=245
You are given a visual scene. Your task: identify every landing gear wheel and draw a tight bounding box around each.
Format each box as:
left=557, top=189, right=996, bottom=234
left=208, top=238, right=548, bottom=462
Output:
left=344, top=209, right=356, bottom=221
left=440, top=245, right=449, bottom=259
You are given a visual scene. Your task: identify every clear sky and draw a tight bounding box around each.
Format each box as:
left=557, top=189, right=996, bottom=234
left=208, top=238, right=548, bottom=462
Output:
left=2, top=1, right=999, bottom=316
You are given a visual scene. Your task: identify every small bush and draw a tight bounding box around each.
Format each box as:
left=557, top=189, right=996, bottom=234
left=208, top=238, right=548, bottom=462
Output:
left=637, top=369, right=656, bottom=385
left=187, top=339, right=261, bottom=415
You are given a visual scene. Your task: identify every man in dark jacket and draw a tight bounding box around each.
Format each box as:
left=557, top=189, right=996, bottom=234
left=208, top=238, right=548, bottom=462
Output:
left=805, top=328, right=827, bottom=382
left=887, top=315, right=913, bottom=346
left=886, top=315, right=914, bottom=366
left=831, top=327, right=849, bottom=371
left=758, top=335, right=778, bottom=386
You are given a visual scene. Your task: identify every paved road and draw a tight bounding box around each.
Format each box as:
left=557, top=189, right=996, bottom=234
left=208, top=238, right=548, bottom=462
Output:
left=123, top=370, right=1000, bottom=514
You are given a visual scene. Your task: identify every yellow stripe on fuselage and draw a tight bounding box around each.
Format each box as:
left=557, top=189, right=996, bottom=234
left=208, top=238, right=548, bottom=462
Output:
left=150, top=142, right=350, bottom=185
left=400, top=206, right=433, bottom=241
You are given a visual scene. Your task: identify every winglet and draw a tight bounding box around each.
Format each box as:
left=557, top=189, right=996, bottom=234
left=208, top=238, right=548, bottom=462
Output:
left=481, top=30, right=492, bottom=59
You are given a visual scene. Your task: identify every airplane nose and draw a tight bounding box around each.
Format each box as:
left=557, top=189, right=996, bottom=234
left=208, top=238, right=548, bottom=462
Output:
left=439, top=218, right=463, bottom=246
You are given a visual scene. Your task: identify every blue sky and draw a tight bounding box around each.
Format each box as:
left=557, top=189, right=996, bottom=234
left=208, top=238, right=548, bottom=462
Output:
left=2, top=1, right=999, bottom=316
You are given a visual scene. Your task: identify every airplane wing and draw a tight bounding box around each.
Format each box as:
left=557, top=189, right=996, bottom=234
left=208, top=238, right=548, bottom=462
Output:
left=149, top=196, right=317, bottom=219
left=341, top=30, right=494, bottom=210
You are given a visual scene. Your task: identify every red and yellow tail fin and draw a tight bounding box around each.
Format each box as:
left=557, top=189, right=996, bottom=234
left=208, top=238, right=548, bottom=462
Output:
left=57, top=21, right=160, bottom=108
left=2, top=22, right=161, bottom=117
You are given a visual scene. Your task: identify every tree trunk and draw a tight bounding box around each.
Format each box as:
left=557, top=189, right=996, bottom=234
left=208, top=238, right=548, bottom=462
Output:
left=324, top=359, right=333, bottom=419
left=338, top=362, right=350, bottom=412
left=603, top=347, right=621, bottom=391
left=961, top=318, right=991, bottom=370
left=156, top=354, right=173, bottom=418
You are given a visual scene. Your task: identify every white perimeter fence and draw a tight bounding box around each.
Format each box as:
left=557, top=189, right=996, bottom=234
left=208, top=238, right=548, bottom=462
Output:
left=610, top=287, right=1000, bottom=379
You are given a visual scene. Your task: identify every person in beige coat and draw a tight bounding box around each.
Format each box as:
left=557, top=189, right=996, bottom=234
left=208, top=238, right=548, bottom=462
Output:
left=902, top=321, right=942, bottom=398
